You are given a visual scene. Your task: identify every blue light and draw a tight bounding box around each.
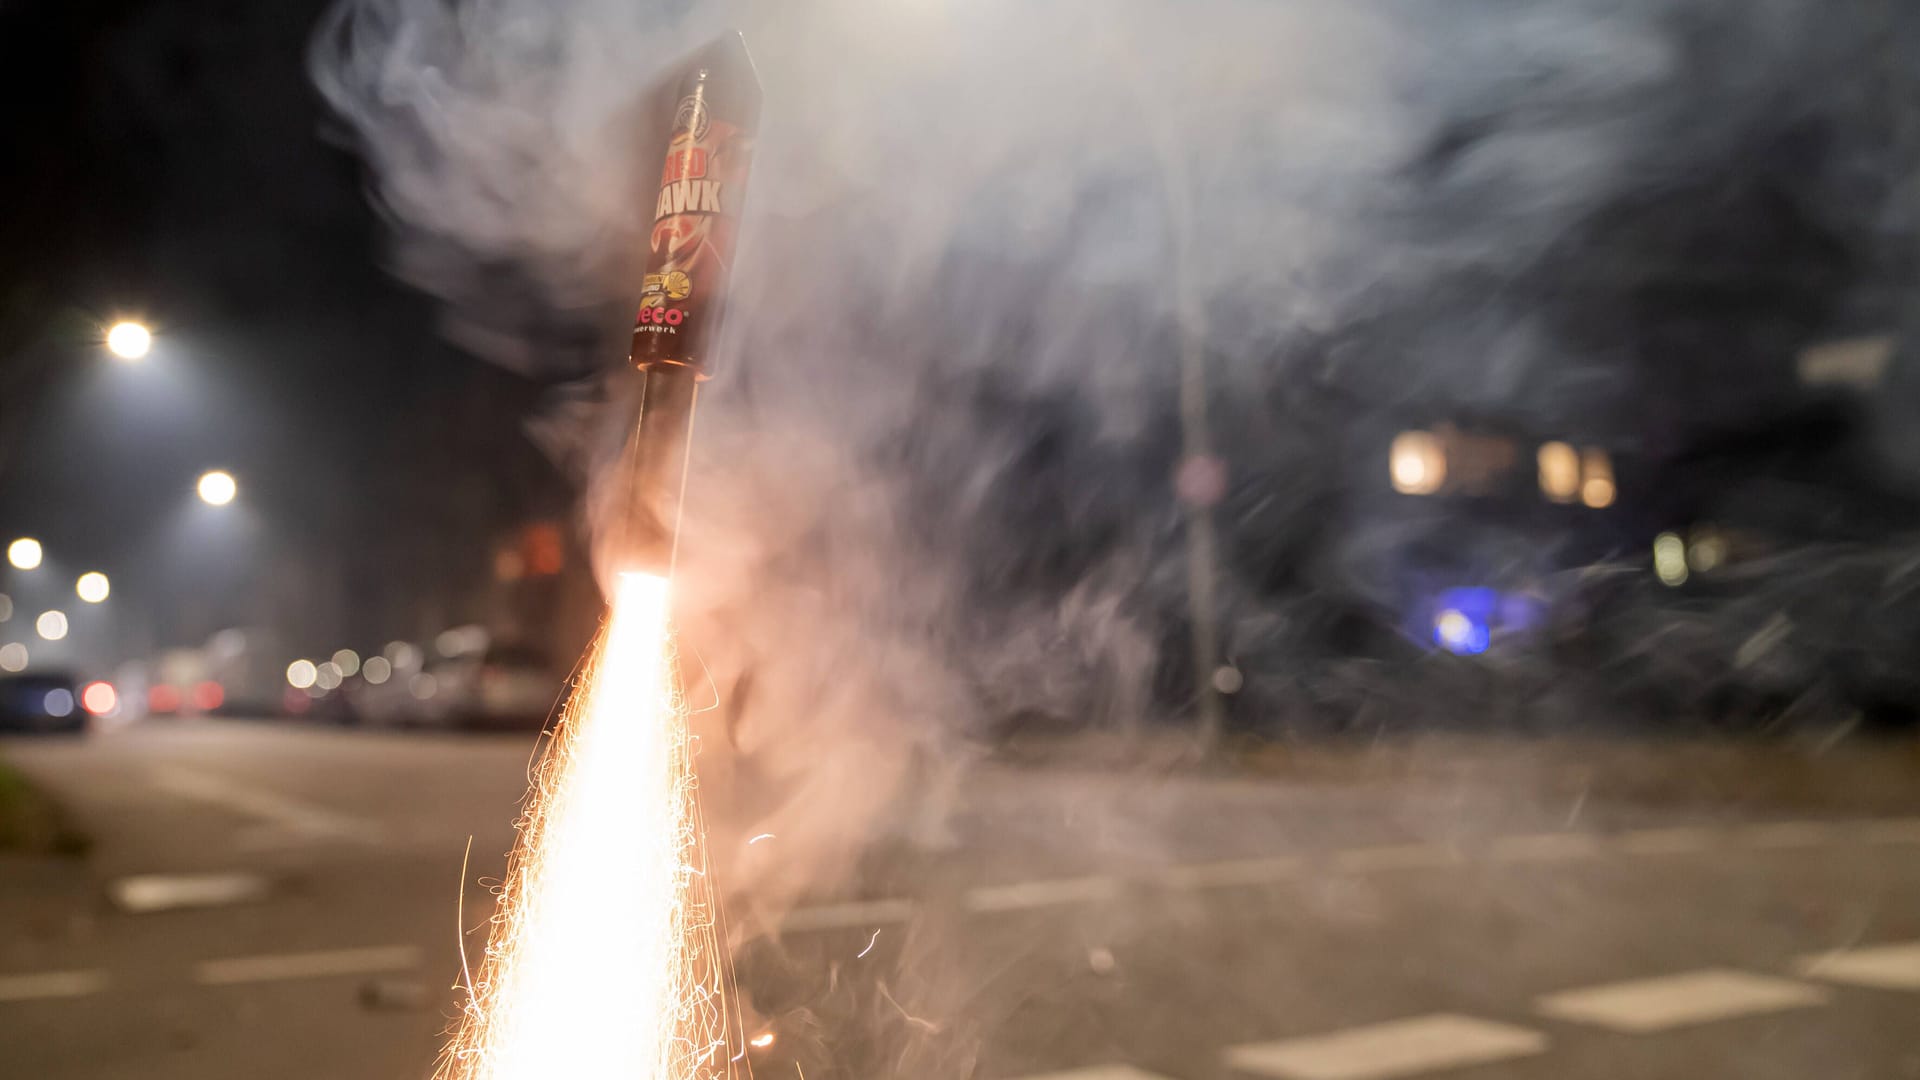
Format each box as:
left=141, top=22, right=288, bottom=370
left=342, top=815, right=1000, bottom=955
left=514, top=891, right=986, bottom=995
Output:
left=1433, top=608, right=1490, bottom=654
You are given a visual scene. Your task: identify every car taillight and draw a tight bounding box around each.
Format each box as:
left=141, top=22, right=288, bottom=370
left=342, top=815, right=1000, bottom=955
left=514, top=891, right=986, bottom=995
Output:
left=192, top=681, right=224, bottom=712
left=82, top=681, right=117, bottom=716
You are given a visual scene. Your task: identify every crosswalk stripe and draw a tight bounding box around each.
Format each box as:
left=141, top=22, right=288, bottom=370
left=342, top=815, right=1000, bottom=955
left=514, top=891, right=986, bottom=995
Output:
left=1535, top=969, right=1826, bottom=1032
left=196, top=945, right=423, bottom=985
left=1797, top=941, right=1920, bottom=990
left=0, top=970, right=109, bottom=1003
left=1224, top=1013, right=1547, bottom=1080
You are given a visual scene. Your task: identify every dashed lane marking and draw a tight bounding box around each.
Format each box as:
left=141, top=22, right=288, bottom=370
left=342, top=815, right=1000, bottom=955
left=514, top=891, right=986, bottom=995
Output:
left=1856, top=819, right=1920, bottom=845
left=780, top=898, right=916, bottom=932
left=966, top=875, right=1119, bottom=913
left=1224, top=1013, right=1548, bottom=1080
left=1797, top=940, right=1920, bottom=990
left=149, top=766, right=383, bottom=843
left=1736, top=822, right=1833, bottom=849
left=1485, top=833, right=1603, bottom=863
left=1613, top=826, right=1721, bottom=856
left=1163, top=854, right=1305, bottom=889
left=1535, top=968, right=1827, bottom=1033
left=109, top=871, right=271, bottom=914
left=196, top=945, right=423, bottom=986
left=1013, top=1060, right=1175, bottom=1068
left=0, top=970, right=109, bottom=1004
left=1331, top=843, right=1463, bottom=873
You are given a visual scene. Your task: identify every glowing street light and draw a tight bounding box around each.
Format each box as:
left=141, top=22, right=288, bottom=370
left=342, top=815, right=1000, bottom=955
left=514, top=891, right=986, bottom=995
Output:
left=106, top=321, right=152, bottom=360
left=76, top=572, right=110, bottom=604
left=1389, top=431, right=1447, bottom=495
left=36, top=611, right=68, bottom=641
left=7, top=538, right=43, bottom=570
left=286, top=659, right=318, bottom=689
left=197, top=470, right=238, bottom=507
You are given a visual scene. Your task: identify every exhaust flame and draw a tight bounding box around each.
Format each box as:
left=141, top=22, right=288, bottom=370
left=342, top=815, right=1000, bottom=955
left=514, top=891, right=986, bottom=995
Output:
left=439, top=571, right=744, bottom=1079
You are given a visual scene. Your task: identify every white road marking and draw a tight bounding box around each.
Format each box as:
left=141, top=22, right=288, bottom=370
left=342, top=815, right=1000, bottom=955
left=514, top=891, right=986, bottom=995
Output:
left=1856, top=819, right=1920, bottom=845
left=1485, top=833, right=1602, bottom=863
left=1614, top=826, right=1720, bottom=856
left=0, top=970, right=109, bottom=1003
left=196, top=945, right=423, bottom=986
left=1021, top=1060, right=1167, bottom=1068
left=149, top=766, right=382, bottom=843
left=780, top=898, right=915, bottom=933
left=1224, top=1013, right=1547, bottom=1080
left=1738, top=822, right=1833, bottom=849
left=1797, top=941, right=1920, bottom=990
left=109, top=872, right=271, bottom=914
left=1164, top=854, right=1305, bottom=889
left=1331, top=843, right=1463, bottom=873
left=1535, top=969, right=1827, bottom=1032
left=967, top=875, right=1119, bottom=913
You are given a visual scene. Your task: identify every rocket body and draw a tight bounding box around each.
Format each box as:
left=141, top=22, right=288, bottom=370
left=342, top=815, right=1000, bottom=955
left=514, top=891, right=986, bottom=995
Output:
left=624, top=33, right=761, bottom=575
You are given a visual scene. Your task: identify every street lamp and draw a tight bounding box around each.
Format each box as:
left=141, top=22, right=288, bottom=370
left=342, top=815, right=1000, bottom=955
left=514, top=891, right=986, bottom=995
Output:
left=196, top=469, right=238, bottom=507
left=7, top=538, right=43, bottom=570
left=106, top=321, right=152, bottom=361
left=75, top=572, right=110, bottom=604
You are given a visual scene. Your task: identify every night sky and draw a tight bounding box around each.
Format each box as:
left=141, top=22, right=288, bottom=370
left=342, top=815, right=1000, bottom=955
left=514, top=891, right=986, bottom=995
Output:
left=2, top=0, right=567, bottom=656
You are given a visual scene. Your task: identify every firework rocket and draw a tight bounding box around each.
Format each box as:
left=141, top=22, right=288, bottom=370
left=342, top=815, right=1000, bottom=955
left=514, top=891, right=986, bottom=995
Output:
left=625, top=32, right=762, bottom=574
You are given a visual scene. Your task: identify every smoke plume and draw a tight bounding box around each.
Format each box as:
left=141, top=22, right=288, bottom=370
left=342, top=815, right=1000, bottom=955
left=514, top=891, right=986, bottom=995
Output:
left=313, top=0, right=1916, bottom=1068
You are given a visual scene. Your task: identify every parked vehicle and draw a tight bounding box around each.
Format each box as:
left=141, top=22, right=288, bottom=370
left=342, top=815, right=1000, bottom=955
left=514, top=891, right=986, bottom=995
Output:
left=0, top=673, right=88, bottom=735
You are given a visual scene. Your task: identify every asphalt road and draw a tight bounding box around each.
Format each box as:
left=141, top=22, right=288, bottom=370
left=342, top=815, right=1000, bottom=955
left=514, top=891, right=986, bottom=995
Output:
left=3, top=719, right=1920, bottom=1080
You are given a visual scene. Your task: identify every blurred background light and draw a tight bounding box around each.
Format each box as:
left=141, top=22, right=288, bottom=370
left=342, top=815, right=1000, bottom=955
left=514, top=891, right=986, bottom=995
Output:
left=192, top=680, right=225, bottom=712
left=75, top=571, right=110, bottom=604
left=315, top=661, right=343, bottom=690
left=1390, top=430, right=1446, bottom=495
left=42, top=688, right=74, bottom=717
left=286, top=659, right=318, bottom=689
left=0, top=594, right=11, bottom=622
left=148, top=684, right=182, bottom=714
left=7, top=538, right=43, bottom=570
left=0, top=643, right=26, bottom=672
left=384, top=640, right=422, bottom=671
left=1689, top=530, right=1727, bottom=573
left=361, top=655, right=392, bottom=684
left=82, top=681, right=118, bottom=716
left=1537, top=441, right=1580, bottom=503
left=409, top=672, right=438, bottom=700
left=331, top=648, right=361, bottom=677
left=197, top=469, right=238, bottom=506
left=1579, top=447, right=1616, bottom=508
left=1654, top=532, right=1689, bottom=587
left=35, top=611, right=68, bottom=641
left=105, top=320, right=152, bottom=360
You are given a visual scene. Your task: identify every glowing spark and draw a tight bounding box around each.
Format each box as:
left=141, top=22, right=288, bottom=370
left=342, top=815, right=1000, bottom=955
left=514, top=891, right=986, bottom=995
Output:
left=749, top=1033, right=774, bottom=1049
left=748, top=833, right=775, bottom=845
left=438, top=572, right=744, bottom=1079
left=857, top=930, right=881, bottom=959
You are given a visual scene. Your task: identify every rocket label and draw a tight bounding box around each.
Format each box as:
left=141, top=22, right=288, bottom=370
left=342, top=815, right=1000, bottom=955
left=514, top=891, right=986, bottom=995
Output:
left=631, top=59, right=759, bottom=376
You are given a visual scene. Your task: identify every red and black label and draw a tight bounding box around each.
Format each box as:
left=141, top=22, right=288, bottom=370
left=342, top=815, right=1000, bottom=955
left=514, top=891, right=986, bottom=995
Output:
left=630, top=35, right=761, bottom=378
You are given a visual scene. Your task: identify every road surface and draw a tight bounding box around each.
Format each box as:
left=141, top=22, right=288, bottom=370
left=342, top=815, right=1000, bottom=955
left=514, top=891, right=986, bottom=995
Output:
left=3, top=719, right=1919, bottom=1079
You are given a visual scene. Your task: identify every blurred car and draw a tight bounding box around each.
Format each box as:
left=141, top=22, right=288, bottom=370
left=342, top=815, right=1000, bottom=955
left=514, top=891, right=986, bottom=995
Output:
left=422, top=643, right=562, bottom=730
left=346, top=642, right=560, bottom=731
left=0, top=673, right=88, bottom=735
